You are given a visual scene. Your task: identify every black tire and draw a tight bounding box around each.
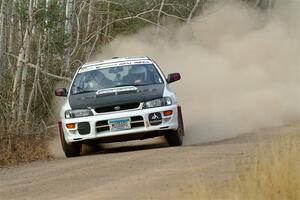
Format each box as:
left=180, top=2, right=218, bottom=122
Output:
left=61, top=132, right=81, bottom=157
left=166, top=114, right=184, bottom=146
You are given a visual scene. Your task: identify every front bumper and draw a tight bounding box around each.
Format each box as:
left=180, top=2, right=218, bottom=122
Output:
left=61, top=105, right=179, bottom=144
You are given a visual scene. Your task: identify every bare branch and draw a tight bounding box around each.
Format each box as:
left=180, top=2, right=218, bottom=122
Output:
left=157, top=0, right=165, bottom=26
left=6, top=53, right=72, bottom=82
left=187, top=0, right=200, bottom=22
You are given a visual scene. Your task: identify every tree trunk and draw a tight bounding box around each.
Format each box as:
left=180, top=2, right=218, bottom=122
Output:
left=70, top=1, right=86, bottom=58
left=0, top=0, right=7, bottom=79
left=26, top=35, right=43, bottom=123
left=86, top=0, right=94, bottom=35
left=6, top=0, right=16, bottom=73
left=15, top=0, right=34, bottom=123
left=11, top=23, right=24, bottom=123
left=64, top=0, right=74, bottom=72
left=103, top=2, right=110, bottom=44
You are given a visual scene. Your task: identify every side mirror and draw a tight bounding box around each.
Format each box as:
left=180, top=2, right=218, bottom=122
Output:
left=167, top=73, right=181, bottom=83
left=55, top=88, right=68, bottom=97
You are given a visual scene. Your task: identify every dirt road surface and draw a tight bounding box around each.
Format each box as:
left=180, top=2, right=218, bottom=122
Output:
left=0, top=124, right=298, bottom=200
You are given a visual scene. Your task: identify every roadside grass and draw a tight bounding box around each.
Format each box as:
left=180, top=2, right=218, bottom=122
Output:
left=0, top=129, right=52, bottom=167
left=185, top=129, right=300, bottom=200
left=233, top=133, right=300, bottom=200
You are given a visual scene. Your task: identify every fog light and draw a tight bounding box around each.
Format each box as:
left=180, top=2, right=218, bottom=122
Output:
left=66, top=123, right=76, bottom=129
left=163, top=110, right=173, bottom=116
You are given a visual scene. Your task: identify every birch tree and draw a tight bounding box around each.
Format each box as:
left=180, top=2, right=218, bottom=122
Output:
left=86, top=0, right=94, bottom=35
left=0, top=0, right=7, bottom=78
left=64, top=0, right=74, bottom=72
left=5, top=0, right=211, bottom=132
left=11, top=0, right=34, bottom=123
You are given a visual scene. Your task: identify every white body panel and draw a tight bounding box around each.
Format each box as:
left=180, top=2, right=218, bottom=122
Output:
left=62, top=104, right=178, bottom=143
left=58, top=57, right=180, bottom=144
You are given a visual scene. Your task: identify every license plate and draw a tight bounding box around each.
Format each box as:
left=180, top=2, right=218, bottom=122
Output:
left=109, top=118, right=131, bottom=131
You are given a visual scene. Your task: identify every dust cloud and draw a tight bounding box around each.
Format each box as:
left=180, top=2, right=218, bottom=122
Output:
left=94, top=1, right=300, bottom=144
left=48, top=82, right=69, bottom=158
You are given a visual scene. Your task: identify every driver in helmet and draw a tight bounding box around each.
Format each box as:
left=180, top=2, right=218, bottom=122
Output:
left=83, top=71, right=112, bottom=90
left=123, top=65, right=147, bottom=85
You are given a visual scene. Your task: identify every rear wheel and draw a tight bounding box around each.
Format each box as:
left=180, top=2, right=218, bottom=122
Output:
left=61, top=132, right=81, bottom=157
left=166, top=113, right=184, bottom=146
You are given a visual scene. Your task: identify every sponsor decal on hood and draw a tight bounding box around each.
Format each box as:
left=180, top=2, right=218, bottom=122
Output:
left=95, top=86, right=137, bottom=95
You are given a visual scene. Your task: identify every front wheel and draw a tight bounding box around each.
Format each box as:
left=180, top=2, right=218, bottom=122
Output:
left=61, top=131, right=81, bottom=158
left=165, top=110, right=184, bottom=146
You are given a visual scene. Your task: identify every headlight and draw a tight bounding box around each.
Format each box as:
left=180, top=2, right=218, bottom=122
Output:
left=143, top=97, right=172, bottom=109
left=65, top=109, right=93, bottom=119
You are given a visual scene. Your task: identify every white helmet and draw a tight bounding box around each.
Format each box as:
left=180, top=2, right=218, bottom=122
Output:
left=129, top=66, right=147, bottom=80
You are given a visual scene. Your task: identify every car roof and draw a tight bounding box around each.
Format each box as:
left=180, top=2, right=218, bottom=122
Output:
left=81, top=56, right=151, bottom=69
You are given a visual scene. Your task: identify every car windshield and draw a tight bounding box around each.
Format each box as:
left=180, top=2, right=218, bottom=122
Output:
left=71, top=64, right=164, bottom=95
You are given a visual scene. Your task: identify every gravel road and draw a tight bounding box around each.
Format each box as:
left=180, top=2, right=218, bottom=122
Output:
left=0, top=124, right=297, bottom=200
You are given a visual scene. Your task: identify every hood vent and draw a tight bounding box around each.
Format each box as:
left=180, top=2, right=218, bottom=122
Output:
left=94, top=102, right=140, bottom=113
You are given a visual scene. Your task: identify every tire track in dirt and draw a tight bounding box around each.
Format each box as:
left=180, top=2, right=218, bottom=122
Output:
left=1, top=124, right=298, bottom=200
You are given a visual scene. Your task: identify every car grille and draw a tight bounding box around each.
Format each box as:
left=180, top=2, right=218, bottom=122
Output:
left=94, top=102, right=140, bottom=114
left=96, top=116, right=144, bottom=133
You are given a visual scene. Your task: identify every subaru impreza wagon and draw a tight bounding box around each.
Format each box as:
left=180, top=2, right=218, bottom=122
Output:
left=55, top=56, right=184, bottom=157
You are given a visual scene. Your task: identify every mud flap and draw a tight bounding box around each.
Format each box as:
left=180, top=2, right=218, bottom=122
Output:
left=177, top=105, right=185, bottom=136
left=58, top=122, right=64, bottom=148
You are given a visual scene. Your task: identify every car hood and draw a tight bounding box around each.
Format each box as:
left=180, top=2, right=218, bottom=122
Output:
left=68, top=84, right=165, bottom=110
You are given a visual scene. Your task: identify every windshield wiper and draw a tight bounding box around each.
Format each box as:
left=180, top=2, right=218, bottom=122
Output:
left=73, top=90, right=97, bottom=95
left=72, top=86, right=97, bottom=95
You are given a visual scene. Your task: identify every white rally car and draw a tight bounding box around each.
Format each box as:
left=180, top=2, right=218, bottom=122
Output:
left=55, top=56, right=184, bottom=157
